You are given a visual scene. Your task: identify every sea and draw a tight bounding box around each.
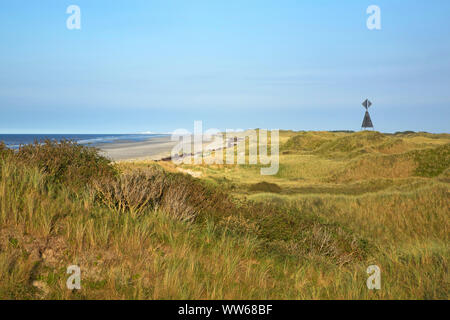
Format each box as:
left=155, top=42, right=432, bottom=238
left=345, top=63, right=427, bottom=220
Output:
left=0, top=134, right=167, bottom=149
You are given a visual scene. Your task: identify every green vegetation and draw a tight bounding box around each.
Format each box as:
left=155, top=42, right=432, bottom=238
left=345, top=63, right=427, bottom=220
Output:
left=412, top=143, right=450, bottom=177
left=0, top=132, right=448, bottom=299
left=249, top=182, right=282, bottom=193
left=281, top=132, right=328, bottom=153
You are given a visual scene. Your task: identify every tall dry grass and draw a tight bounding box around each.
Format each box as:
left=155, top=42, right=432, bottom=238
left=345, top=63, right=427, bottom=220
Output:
left=0, top=132, right=448, bottom=299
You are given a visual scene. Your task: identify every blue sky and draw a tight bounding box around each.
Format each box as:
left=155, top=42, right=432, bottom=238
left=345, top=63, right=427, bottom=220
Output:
left=0, top=0, right=449, bottom=133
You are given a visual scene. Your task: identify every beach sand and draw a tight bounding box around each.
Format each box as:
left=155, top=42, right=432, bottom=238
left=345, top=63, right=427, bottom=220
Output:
left=98, top=136, right=178, bottom=162
left=98, top=134, right=235, bottom=162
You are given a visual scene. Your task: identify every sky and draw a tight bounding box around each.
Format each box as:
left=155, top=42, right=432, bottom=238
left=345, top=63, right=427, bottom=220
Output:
left=0, top=0, right=449, bottom=134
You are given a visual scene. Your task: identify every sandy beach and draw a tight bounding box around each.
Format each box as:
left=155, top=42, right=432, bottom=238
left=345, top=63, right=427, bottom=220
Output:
left=98, top=135, right=178, bottom=162
left=97, top=134, right=235, bottom=162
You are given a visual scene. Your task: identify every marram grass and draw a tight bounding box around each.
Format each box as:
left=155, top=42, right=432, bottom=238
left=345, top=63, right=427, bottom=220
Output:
left=0, top=133, right=448, bottom=299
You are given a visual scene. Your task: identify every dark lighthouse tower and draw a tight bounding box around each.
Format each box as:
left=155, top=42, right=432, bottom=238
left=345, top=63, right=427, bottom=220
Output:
left=361, top=99, right=374, bottom=130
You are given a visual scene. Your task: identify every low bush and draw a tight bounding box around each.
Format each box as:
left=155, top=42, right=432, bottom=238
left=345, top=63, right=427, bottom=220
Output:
left=94, top=169, right=166, bottom=217
left=249, top=182, right=282, bottom=193
left=94, top=166, right=236, bottom=222
left=13, top=140, right=117, bottom=189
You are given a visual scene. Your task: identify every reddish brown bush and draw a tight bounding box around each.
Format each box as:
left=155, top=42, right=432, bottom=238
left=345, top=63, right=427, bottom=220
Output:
left=93, top=167, right=236, bottom=221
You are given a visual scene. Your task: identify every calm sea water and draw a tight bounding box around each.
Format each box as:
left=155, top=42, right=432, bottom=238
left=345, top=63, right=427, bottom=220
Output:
left=0, top=134, right=167, bottom=149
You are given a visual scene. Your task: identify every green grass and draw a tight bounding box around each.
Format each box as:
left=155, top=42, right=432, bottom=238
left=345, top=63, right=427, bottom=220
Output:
left=413, top=143, right=450, bottom=177
left=0, top=131, right=448, bottom=299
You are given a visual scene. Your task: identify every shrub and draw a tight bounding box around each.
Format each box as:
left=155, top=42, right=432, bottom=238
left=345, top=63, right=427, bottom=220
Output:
left=249, top=182, right=282, bottom=193
left=94, top=166, right=236, bottom=222
left=93, top=169, right=166, bottom=216
left=14, top=140, right=117, bottom=189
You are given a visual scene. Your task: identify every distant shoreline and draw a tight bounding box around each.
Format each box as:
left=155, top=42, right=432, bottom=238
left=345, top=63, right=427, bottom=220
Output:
left=0, top=133, right=168, bottom=152
left=97, top=135, right=178, bottom=162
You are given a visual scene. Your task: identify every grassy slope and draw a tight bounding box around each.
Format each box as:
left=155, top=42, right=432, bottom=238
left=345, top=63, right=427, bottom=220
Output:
left=0, top=132, right=448, bottom=300
left=175, top=131, right=449, bottom=299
